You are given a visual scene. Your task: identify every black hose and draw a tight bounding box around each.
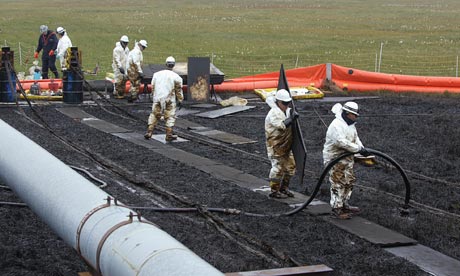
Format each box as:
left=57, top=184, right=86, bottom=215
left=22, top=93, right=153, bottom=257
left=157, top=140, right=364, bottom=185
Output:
left=0, top=201, right=27, bottom=207
left=70, top=165, right=108, bottom=188
left=282, top=148, right=411, bottom=216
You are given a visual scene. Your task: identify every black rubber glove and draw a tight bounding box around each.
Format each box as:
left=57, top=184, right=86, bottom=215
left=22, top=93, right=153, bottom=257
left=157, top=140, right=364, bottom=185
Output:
left=119, top=67, right=125, bottom=74
left=359, top=147, right=371, bottom=157
left=138, top=72, right=144, bottom=80
left=283, top=110, right=299, bottom=127
left=177, top=101, right=183, bottom=110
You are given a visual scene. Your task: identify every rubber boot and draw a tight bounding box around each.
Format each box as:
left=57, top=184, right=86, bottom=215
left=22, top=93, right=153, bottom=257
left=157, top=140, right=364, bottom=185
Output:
left=331, top=208, right=352, bottom=219
left=144, top=124, right=154, bottom=139
left=280, top=176, right=294, bottom=197
left=343, top=204, right=360, bottom=214
left=165, top=127, right=178, bottom=142
left=268, top=179, right=286, bottom=199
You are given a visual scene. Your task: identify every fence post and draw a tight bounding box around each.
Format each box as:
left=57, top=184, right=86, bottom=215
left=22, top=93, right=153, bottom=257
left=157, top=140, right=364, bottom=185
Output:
left=326, top=63, right=332, bottom=81
left=456, top=56, right=458, bottom=77
left=378, top=42, right=384, bottom=72
left=375, top=53, right=378, bottom=72
left=19, top=42, right=22, bottom=66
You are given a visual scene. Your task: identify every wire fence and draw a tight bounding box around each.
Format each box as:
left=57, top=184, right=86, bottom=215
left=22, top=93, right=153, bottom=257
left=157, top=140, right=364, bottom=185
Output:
left=4, top=40, right=460, bottom=80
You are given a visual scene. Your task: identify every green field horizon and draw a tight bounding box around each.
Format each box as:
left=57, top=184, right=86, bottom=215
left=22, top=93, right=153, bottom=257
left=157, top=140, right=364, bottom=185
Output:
left=2, top=0, right=460, bottom=79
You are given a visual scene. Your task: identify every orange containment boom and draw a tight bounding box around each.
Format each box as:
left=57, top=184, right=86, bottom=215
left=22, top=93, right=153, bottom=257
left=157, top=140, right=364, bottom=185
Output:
left=214, top=64, right=326, bottom=92
left=330, top=64, right=460, bottom=93
left=214, top=63, right=460, bottom=94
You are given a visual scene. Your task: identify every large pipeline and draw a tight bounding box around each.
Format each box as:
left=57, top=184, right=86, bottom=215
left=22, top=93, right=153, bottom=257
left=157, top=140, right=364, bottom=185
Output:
left=0, top=119, right=223, bottom=276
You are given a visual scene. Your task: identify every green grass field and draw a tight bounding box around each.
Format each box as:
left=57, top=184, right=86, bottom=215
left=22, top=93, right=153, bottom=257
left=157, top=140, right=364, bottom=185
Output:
left=2, top=0, right=460, bottom=79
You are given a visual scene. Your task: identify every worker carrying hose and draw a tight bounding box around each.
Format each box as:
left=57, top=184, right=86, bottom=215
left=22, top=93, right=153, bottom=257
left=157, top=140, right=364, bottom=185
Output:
left=34, top=25, right=59, bottom=79
left=265, top=89, right=299, bottom=199
left=112, top=35, right=130, bottom=99
left=144, top=56, right=183, bottom=142
left=323, top=102, right=370, bottom=219
left=127, top=39, right=147, bottom=102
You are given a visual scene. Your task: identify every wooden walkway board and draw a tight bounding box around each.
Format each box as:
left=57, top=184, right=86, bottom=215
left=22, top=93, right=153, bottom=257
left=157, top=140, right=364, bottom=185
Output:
left=195, top=105, right=255, bottom=119
left=57, top=107, right=95, bottom=119
left=226, top=264, right=333, bottom=276
left=386, top=244, right=460, bottom=276
left=81, top=118, right=130, bottom=134
left=57, top=107, right=129, bottom=133
left=191, top=129, right=256, bottom=145
left=325, top=216, right=417, bottom=247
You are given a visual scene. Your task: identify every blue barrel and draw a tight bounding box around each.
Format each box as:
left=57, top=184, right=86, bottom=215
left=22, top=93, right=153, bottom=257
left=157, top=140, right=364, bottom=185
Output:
left=63, top=70, right=83, bottom=104
left=0, top=70, right=16, bottom=102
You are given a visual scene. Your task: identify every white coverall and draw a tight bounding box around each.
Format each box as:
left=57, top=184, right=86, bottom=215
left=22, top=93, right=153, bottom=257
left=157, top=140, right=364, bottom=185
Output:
left=112, top=42, right=129, bottom=96
left=323, top=103, right=364, bottom=209
left=56, top=33, right=72, bottom=69
left=147, top=69, right=184, bottom=128
left=265, top=97, right=296, bottom=191
left=127, top=44, right=144, bottom=99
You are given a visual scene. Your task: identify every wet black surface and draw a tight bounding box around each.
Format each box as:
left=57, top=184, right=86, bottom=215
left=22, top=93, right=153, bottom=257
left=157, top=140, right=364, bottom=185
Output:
left=1, top=91, right=460, bottom=275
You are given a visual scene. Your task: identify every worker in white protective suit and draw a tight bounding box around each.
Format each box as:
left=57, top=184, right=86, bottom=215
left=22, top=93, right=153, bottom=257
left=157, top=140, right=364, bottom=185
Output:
left=323, top=102, right=370, bottom=219
left=127, top=39, right=147, bottom=102
left=144, top=56, right=183, bottom=142
left=55, top=27, right=72, bottom=70
left=264, top=89, right=299, bottom=198
left=112, top=35, right=130, bottom=98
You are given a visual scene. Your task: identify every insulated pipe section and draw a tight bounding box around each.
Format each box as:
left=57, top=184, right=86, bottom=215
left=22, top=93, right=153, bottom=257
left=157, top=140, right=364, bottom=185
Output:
left=0, top=120, right=223, bottom=276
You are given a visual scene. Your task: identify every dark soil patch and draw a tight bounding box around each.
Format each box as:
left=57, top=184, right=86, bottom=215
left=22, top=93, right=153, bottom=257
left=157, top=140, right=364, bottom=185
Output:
left=1, top=91, right=459, bottom=275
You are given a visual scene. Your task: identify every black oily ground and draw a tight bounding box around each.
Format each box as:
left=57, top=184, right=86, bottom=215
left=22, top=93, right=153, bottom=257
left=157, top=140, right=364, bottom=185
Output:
left=0, top=92, right=458, bottom=275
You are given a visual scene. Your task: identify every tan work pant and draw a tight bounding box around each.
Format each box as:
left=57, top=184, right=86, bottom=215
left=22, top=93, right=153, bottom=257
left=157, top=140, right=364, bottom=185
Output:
left=328, top=156, right=355, bottom=209
left=147, top=100, right=177, bottom=128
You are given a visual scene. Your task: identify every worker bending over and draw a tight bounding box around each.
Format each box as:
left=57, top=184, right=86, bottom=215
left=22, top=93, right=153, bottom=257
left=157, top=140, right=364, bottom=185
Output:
left=127, top=39, right=147, bottom=102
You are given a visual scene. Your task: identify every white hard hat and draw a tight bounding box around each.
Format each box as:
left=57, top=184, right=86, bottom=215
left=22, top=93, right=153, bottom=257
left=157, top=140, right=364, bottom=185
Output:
left=120, top=35, right=129, bottom=43
left=139, top=40, right=148, bottom=48
left=275, top=89, right=292, bottom=102
left=166, top=56, right=175, bottom=65
left=343, top=101, right=359, bottom=115
left=40, top=25, right=48, bottom=33
left=56, top=27, right=65, bottom=34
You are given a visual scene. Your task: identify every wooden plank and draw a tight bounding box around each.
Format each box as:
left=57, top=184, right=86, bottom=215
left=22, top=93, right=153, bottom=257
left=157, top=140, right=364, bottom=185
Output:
left=81, top=118, right=130, bottom=134
left=325, top=216, right=417, bottom=247
left=225, top=264, right=333, bottom=276
left=195, top=106, right=256, bottom=119
left=191, top=129, right=256, bottom=145
left=56, top=107, right=95, bottom=119
left=385, top=244, right=460, bottom=276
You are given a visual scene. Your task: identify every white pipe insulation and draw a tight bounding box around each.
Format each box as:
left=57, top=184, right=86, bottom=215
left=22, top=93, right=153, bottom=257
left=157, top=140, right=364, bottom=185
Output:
left=0, top=120, right=223, bottom=276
